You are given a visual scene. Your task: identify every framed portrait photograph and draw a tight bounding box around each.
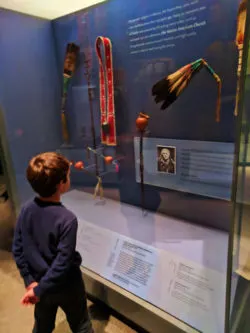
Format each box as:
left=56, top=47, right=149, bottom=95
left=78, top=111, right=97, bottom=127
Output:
left=157, top=146, right=176, bottom=175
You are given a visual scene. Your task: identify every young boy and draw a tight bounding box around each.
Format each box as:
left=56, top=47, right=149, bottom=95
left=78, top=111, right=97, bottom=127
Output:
left=12, top=152, right=93, bottom=333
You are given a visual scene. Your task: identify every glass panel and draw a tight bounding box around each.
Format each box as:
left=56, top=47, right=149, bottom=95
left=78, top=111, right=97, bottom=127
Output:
left=0, top=1, right=246, bottom=332
left=53, top=2, right=240, bottom=332
left=227, top=2, right=250, bottom=332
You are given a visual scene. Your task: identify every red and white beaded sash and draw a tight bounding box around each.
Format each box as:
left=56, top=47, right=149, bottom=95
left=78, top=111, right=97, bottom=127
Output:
left=96, top=36, right=117, bottom=146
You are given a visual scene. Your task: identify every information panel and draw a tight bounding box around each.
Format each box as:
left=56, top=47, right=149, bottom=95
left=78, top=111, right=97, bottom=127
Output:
left=76, top=219, right=225, bottom=333
left=134, top=137, right=234, bottom=200
left=128, top=1, right=208, bottom=55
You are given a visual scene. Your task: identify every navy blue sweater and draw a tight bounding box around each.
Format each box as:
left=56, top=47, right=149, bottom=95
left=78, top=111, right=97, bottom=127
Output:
left=12, top=198, right=82, bottom=297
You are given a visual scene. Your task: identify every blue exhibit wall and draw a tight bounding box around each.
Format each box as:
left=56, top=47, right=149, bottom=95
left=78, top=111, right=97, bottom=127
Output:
left=0, top=9, right=60, bottom=206
left=53, top=0, right=241, bottom=231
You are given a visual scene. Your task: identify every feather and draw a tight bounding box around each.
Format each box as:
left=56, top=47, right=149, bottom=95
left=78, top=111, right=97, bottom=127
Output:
left=152, top=58, right=221, bottom=122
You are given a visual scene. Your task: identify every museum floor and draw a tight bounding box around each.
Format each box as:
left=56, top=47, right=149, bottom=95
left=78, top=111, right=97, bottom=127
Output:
left=0, top=197, right=137, bottom=333
left=0, top=249, right=137, bottom=333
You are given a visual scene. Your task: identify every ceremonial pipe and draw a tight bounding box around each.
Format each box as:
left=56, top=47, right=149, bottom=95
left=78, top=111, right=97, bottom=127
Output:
left=136, top=113, right=150, bottom=213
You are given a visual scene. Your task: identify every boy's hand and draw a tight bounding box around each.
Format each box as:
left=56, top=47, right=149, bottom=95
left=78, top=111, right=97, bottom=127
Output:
left=21, top=288, right=39, bottom=306
left=26, top=282, right=38, bottom=291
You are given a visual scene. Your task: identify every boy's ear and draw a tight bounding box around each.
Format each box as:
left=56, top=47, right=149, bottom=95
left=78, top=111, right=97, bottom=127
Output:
left=57, top=182, right=64, bottom=191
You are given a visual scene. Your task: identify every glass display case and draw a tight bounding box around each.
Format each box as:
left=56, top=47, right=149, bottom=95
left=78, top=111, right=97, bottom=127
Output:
left=226, top=3, right=250, bottom=332
left=0, top=1, right=249, bottom=332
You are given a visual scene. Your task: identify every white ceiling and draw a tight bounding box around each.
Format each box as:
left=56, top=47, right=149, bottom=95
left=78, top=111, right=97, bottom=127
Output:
left=0, top=0, right=106, bottom=19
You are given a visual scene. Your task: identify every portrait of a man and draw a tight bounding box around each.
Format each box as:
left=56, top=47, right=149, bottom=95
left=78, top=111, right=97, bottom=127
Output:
left=157, top=146, right=176, bottom=174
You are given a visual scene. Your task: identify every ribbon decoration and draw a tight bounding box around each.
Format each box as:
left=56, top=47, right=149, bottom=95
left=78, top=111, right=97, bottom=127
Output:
left=96, top=36, right=117, bottom=146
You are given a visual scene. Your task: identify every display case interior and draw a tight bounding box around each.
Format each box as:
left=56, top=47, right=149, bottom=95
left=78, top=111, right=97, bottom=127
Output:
left=0, top=1, right=248, bottom=333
